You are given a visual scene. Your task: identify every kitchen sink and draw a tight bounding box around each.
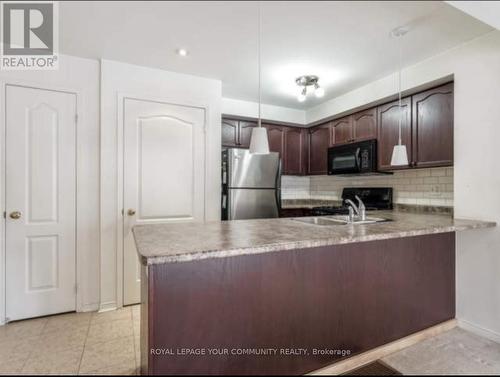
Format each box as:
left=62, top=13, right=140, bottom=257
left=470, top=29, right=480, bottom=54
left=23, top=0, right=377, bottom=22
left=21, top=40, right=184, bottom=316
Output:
left=291, top=216, right=392, bottom=226
left=291, top=217, right=348, bottom=226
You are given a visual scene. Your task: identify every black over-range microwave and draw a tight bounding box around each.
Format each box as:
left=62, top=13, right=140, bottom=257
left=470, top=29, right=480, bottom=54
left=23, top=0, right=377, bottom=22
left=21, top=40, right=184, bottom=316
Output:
left=328, top=139, right=389, bottom=175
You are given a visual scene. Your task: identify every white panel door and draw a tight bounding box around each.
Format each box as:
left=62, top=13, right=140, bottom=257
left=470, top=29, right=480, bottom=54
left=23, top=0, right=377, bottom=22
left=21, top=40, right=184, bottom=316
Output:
left=123, top=98, right=205, bottom=305
left=6, top=85, right=77, bottom=321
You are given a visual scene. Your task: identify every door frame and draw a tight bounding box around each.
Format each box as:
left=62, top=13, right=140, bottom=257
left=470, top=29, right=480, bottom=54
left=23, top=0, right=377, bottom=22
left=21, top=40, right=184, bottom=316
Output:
left=0, top=80, right=84, bottom=324
left=116, top=92, right=209, bottom=308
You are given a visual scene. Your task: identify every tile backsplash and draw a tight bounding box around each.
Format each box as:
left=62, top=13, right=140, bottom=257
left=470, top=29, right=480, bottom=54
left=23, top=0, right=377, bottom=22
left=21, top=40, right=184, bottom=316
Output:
left=282, top=167, right=453, bottom=207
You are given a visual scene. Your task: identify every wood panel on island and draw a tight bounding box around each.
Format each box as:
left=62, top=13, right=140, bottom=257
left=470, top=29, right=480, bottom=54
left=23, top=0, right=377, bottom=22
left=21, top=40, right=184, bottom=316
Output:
left=141, top=232, right=456, bottom=375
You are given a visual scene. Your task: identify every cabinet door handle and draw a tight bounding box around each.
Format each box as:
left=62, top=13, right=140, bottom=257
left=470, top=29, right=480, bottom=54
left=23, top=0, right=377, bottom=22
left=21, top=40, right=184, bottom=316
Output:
left=127, top=209, right=136, bottom=216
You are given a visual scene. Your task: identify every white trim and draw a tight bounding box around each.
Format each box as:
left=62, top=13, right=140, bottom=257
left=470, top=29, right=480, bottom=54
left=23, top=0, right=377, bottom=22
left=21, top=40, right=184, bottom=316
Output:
left=98, top=301, right=117, bottom=313
left=458, top=319, right=500, bottom=345
left=115, top=92, right=209, bottom=308
left=0, top=80, right=84, bottom=323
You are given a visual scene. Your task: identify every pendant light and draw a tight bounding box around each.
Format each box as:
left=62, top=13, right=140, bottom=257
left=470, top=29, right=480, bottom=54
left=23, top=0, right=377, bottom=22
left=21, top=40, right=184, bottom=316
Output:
left=390, top=27, right=409, bottom=166
left=249, top=1, right=270, bottom=154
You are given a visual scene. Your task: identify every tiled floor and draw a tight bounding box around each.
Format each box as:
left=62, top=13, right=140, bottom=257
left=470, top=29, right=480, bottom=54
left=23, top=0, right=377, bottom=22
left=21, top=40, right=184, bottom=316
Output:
left=382, top=328, right=500, bottom=375
left=1, top=310, right=500, bottom=375
left=0, top=305, right=140, bottom=375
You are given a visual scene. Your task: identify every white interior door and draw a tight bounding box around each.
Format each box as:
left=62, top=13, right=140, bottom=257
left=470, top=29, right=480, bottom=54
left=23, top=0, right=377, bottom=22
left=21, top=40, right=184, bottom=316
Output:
left=123, top=98, right=205, bottom=305
left=5, top=85, right=77, bottom=321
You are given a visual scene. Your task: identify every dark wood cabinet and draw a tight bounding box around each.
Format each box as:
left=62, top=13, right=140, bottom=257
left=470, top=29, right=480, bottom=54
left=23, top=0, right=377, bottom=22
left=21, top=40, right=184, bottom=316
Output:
left=238, top=121, right=257, bottom=148
left=222, top=82, right=453, bottom=176
left=221, top=118, right=239, bottom=147
left=376, top=83, right=453, bottom=171
left=308, top=123, right=331, bottom=175
left=412, top=83, right=454, bottom=168
left=377, top=97, right=412, bottom=170
left=283, top=127, right=308, bottom=175
left=221, top=118, right=257, bottom=148
left=331, top=116, right=352, bottom=145
left=353, top=107, right=377, bottom=141
left=264, top=124, right=286, bottom=158
left=331, top=109, right=377, bottom=146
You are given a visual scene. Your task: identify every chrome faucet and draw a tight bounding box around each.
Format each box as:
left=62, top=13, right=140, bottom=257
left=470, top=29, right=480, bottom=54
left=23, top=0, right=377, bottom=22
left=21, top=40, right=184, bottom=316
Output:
left=345, top=195, right=366, bottom=222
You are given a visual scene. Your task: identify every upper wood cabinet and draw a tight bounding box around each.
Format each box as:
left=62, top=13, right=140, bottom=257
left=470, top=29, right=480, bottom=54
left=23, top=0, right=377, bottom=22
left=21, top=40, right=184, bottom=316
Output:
left=221, top=118, right=257, bottom=148
left=308, top=123, right=332, bottom=175
left=377, top=97, right=412, bottom=171
left=376, top=83, right=453, bottom=171
left=221, top=118, right=239, bottom=147
left=284, top=127, right=308, bottom=175
left=238, top=121, right=257, bottom=148
left=412, top=83, right=454, bottom=168
left=353, top=108, right=377, bottom=141
left=331, top=108, right=377, bottom=146
left=222, top=83, right=453, bottom=176
left=264, top=124, right=286, bottom=158
left=331, top=116, right=352, bottom=145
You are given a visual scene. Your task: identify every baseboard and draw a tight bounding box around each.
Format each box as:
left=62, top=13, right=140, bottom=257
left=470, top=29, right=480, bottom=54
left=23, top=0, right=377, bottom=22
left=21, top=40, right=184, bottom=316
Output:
left=98, top=301, right=118, bottom=312
left=308, top=319, right=457, bottom=375
left=458, top=319, right=500, bottom=344
left=79, top=303, right=99, bottom=313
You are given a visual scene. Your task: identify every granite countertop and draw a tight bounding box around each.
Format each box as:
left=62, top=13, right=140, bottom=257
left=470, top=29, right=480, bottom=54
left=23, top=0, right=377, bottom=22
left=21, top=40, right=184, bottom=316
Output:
left=133, top=211, right=495, bottom=265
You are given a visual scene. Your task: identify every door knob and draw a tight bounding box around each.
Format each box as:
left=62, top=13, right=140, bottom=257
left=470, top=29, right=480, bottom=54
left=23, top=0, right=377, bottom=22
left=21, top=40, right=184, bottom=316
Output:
left=9, top=211, right=21, bottom=219
left=127, top=209, right=136, bottom=216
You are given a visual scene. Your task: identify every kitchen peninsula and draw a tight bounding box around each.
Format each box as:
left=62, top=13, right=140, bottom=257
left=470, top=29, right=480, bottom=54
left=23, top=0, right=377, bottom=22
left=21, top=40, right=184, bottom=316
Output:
left=134, top=212, right=494, bottom=375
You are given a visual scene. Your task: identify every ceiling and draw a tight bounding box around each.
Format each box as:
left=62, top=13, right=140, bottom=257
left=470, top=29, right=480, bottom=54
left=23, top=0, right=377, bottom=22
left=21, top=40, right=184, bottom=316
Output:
left=60, top=1, right=492, bottom=110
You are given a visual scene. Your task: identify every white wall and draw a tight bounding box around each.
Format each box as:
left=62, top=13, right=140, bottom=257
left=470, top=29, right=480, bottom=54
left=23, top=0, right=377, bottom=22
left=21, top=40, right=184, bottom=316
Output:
left=222, top=97, right=306, bottom=125
left=305, top=31, right=500, bottom=340
left=100, top=60, right=221, bottom=310
left=447, top=1, right=500, bottom=30
left=0, top=54, right=101, bottom=320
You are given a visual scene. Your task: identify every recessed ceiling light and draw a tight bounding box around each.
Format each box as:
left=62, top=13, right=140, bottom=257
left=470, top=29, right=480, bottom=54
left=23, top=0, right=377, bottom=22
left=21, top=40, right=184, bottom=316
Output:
left=176, top=48, right=188, bottom=57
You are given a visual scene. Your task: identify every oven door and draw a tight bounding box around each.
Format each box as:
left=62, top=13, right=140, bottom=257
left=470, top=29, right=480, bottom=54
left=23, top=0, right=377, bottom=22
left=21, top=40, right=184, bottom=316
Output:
left=328, top=146, right=361, bottom=175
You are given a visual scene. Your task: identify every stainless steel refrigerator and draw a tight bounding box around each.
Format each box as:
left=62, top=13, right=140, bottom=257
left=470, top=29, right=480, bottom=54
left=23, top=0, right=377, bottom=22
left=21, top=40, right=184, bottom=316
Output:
left=221, top=148, right=281, bottom=220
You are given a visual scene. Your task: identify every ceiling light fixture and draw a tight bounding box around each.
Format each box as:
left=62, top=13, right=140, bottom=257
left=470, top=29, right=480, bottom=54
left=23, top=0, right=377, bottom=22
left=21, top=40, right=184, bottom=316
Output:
left=176, top=48, right=188, bottom=57
left=298, top=87, right=307, bottom=102
left=249, top=1, right=270, bottom=155
left=295, top=75, right=324, bottom=102
left=390, top=26, right=409, bottom=167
